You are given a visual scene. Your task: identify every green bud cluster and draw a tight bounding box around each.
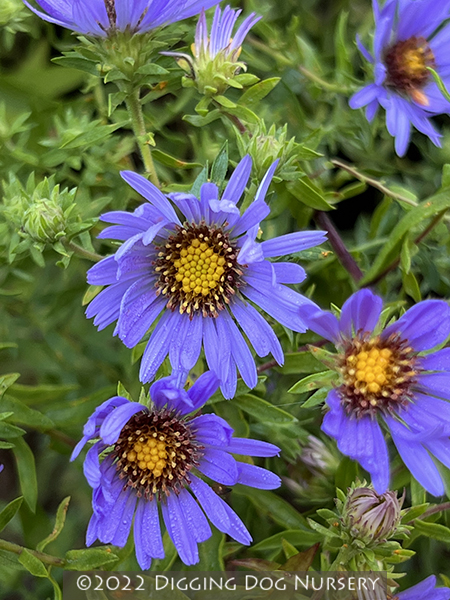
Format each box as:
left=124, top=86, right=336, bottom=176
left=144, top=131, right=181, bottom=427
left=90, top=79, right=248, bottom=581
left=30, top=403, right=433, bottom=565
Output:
left=1, top=174, right=95, bottom=266
left=235, top=122, right=321, bottom=182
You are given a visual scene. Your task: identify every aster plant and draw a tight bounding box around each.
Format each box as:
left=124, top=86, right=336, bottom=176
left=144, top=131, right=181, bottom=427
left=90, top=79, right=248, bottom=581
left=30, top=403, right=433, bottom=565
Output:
left=306, top=289, right=450, bottom=496
left=86, top=156, right=326, bottom=397
left=71, top=373, right=281, bottom=569
left=349, top=0, right=450, bottom=156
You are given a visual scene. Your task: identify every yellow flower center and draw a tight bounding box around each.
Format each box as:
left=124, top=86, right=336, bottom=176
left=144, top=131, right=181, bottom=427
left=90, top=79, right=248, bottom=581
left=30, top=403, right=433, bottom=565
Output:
left=154, top=223, right=243, bottom=318
left=126, top=436, right=171, bottom=479
left=173, top=239, right=226, bottom=297
left=348, top=347, right=393, bottom=395
left=339, top=335, right=418, bottom=416
left=113, top=409, right=201, bottom=499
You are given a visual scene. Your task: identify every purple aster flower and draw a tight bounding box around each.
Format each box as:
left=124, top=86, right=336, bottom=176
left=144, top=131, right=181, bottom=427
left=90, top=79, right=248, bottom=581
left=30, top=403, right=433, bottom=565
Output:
left=71, top=372, right=281, bottom=569
left=85, top=156, right=326, bottom=398
left=193, top=5, right=261, bottom=62
left=305, top=289, right=450, bottom=496
left=395, top=576, right=450, bottom=600
left=23, top=0, right=222, bottom=36
left=349, top=0, right=450, bottom=156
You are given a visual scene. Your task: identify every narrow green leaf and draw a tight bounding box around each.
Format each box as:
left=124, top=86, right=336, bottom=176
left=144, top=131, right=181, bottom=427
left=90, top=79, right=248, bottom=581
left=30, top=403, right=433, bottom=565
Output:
left=234, top=486, right=308, bottom=529
left=0, top=441, right=15, bottom=449
left=251, top=530, right=322, bottom=552
left=0, top=396, right=55, bottom=430
left=402, top=271, right=421, bottom=303
left=288, top=371, right=336, bottom=394
left=234, top=394, right=296, bottom=423
left=211, top=141, right=229, bottom=187
left=60, top=122, right=126, bottom=149
left=152, top=150, right=202, bottom=169
left=52, top=55, right=99, bottom=76
left=288, top=179, right=334, bottom=211
left=239, top=77, right=281, bottom=106
left=64, top=548, right=119, bottom=570
left=278, top=352, right=324, bottom=375
left=0, top=373, right=20, bottom=396
left=414, top=519, right=450, bottom=543
left=214, top=95, right=237, bottom=108
left=37, top=497, right=71, bottom=552
left=8, top=382, right=78, bottom=405
left=0, top=421, right=26, bottom=439
left=13, top=437, right=38, bottom=512
left=136, top=63, right=169, bottom=76
left=183, top=111, right=221, bottom=127
left=18, top=549, right=48, bottom=578
left=0, top=497, right=23, bottom=532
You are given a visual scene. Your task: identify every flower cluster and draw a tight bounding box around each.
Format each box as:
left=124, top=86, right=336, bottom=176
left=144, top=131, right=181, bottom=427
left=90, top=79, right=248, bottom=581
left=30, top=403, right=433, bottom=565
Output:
left=22, top=0, right=450, bottom=586
left=350, top=0, right=450, bottom=155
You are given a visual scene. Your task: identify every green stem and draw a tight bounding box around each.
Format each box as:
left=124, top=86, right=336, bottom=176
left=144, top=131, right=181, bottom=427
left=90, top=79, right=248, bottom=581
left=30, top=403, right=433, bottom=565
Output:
left=331, top=159, right=419, bottom=207
left=126, top=89, right=160, bottom=188
left=0, top=538, right=65, bottom=568
left=64, top=240, right=103, bottom=262
left=407, top=501, right=450, bottom=524
left=298, top=66, right=353, bottom=94
left=332, top=159, right=450, bottom=225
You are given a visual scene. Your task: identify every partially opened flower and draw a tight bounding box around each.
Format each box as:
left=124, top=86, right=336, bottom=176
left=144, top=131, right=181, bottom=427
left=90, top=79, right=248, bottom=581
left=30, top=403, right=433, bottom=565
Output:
left=395, top=576, right=450, bottom=600
left=306, top=289, right=450, bottom=496
left=163, top=6, right=261, bottom=96
left=349, top=0, right=450, bottom=156
left=71, top=373, right=281, bottom=569
left=86, top=155, right=326, bottom=398
left=23, top=0, right=222, bottom=36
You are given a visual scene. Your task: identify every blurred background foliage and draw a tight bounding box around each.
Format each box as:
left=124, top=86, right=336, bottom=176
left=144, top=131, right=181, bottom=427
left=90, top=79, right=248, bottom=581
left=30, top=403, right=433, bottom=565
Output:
left=1, top=0, right=450, bottom=597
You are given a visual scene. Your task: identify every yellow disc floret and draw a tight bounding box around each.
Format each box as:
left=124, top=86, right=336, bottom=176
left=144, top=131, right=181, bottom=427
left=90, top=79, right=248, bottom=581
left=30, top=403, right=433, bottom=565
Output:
left=350, top=347, right=393, bottom=394
left=340, top=334, right=418, bottom=416
left=127, top=436, right=168, bottom=478
left=174, top=238, right=226, bottom=297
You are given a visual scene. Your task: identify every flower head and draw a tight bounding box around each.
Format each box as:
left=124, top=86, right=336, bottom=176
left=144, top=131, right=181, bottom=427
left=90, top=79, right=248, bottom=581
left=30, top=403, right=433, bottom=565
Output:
left=306, top=289, right=450, bottom=496
left=164, top=6, right=260, bottom=96
left=342, top=484, right=403, bottom=544
left=86, top=155, right=326, bottom=398
left=71, top=373, right=281, bottom=569
left=349, top=0, right=450, bottom=156
left=395, top=576, right=450, bottom=600
left=23, top=0, right=222, bottom=36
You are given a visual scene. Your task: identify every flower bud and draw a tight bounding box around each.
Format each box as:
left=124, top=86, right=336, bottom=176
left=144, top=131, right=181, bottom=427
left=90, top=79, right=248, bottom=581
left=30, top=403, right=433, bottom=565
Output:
left=342, top=486, right=403, bottom=543
left=163, top=7, right=260, bottom=98
left=22, top=199, right=66, bottom=244
left=236, top=122, right=314, bottom=182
